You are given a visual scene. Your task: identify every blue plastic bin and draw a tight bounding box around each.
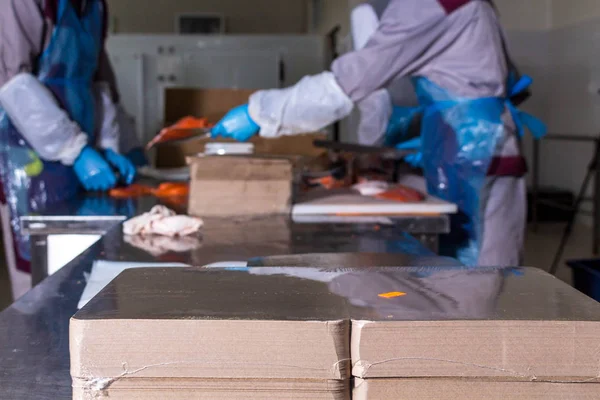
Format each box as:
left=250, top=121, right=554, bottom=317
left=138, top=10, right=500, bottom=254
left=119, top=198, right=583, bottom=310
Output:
left=567, top=259, right=600, bottom=302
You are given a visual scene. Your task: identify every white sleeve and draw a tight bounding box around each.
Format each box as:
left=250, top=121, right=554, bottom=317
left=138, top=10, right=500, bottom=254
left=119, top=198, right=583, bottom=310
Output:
left=356, top=89, right=392, bottom=146
left=351, top=4, right=380, bottom=50
left=248, top=72, right=354, bottom=139
left=94, top=82, right=120, bottom=153
left=0, top=73, right=87, bottom=165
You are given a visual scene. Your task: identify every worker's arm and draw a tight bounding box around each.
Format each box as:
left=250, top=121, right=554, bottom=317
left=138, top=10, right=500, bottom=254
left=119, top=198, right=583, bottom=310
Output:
left=0, top=0, right=88, bottom=165
left=0, top=0, right=45, bottom=86
left=213, top=0, right=449, bottom=141
left=351, top=2, right=380, bottom=51
left=332, top=0, right=449, bottom=103
left=0, top=0, right=120, bottom=190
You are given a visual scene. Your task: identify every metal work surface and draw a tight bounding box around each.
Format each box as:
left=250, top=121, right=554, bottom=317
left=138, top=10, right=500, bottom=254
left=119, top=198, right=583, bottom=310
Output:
left=1, top=196, right=452, bottom=399
left=21, top=194, right=450, bottom=285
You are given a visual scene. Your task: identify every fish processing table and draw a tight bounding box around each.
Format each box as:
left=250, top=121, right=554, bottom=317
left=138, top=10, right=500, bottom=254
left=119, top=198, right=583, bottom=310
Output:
left=0, top=195, right=453, bottom=399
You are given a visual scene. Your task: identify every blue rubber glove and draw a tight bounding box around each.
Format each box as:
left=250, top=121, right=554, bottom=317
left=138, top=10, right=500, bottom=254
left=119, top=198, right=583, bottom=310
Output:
left=73, top=146, right=117, bottom=191
left=396, top=137, right=423, bottom=168
left=125, top=148, right=148, bottom=168
left=104, top=149, right=136, bottom=185
left=211, top=104, right=260, bottom=142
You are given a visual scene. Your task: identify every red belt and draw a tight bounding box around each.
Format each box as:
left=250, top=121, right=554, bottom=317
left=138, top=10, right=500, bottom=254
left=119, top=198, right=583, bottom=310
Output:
left=487, top=156, right=528, bottom=177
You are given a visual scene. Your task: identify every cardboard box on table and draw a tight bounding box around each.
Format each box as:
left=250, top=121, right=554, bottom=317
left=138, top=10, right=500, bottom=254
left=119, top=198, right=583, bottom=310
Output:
left=70, top=267, right=351, bottom=400
left=71, top=267, right=600, bottom=399
left=347, top=267, right=600, bottom=399
left=187, top=155, right=294, bottom=217
left=156, top=88, right=327, bottom=169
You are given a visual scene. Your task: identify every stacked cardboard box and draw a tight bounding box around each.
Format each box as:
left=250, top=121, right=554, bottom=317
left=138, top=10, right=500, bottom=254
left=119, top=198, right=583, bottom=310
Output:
left=347, top=267, right=600, bottom=399
left=70, top=268, right=351, bottom=399
left=71, top=267, right=600, bottom=399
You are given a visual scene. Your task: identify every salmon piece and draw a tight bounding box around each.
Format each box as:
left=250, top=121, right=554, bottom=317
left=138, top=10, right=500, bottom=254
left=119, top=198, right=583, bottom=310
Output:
left=147, top=117, right=213, bottom=149
left=375, top=185, right=425, bottom=203
left=153, top=183, right=190, bottom=198
left=110, top=182, right=190, bottom=200
left=109, top=184, right=154, bottom=199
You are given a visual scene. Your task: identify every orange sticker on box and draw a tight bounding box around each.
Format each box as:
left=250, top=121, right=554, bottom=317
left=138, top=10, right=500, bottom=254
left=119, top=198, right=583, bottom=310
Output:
left=378, top=292, right=407, bottom=299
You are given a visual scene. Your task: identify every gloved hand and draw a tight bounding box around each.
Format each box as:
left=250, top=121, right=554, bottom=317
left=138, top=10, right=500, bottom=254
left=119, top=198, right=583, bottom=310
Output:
left=211, top=104, right=260, bottom=142
left=396, top=137, right=423, bottom=168
left=104, top=149, right=136, bottom=185
left=73, top=146, right=117, bottom=191
left=124, top=147, right=148, bottom=168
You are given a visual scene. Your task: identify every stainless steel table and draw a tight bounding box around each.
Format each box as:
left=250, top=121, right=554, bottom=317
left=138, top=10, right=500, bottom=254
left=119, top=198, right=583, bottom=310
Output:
left=21, top=195, right=451, bottom=286
left=0, top=196, right=453, bottom=399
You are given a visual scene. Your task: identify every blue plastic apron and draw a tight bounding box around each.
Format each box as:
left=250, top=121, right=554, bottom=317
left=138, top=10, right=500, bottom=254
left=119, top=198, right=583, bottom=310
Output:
left=414, top=76, right=546, bottom=266
left=0, top=0, right=103, bottom=265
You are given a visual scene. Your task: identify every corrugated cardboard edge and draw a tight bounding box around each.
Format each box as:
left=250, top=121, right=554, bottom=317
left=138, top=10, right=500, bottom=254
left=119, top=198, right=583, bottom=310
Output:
left=73, top=378, right=351, bottom=400
left=351, top=378, right=600, bottom=399
left=350, top=320, right=600, bottom=381
left=328, top=319, right=351, bottom=379
left=70, top=318, right=351, bottom=390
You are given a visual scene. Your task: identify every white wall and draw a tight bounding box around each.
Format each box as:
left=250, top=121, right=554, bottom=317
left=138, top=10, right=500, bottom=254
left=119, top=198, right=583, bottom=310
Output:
left=308, top=0, right=350, bottom=36
left=495, top=0, right=552, bottom=31
left=106, top=0, right=308, bottom=34
left=551, top=0, right=600, bottom=28
left=502, top=0, right=600, bottom=220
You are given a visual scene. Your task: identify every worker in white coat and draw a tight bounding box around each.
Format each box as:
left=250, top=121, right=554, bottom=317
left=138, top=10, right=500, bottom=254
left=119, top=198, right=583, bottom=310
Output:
left=351, top=0, right=419, bottom=147
left=212, top=0, right=546, bottom=266
left=0, top=0, right=144, bottom=300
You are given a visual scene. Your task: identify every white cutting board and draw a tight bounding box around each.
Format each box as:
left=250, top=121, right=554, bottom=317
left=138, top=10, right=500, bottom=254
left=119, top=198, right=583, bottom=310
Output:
left=292, top=189, right=457, bottom=217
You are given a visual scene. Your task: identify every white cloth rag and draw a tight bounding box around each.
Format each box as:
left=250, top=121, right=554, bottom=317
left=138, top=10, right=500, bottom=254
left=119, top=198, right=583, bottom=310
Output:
left=123, top=205, right=204, bottom=237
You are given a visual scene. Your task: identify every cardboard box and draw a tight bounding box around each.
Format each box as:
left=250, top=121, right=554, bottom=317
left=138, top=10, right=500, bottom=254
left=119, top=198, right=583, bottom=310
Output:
left=156, top=88, right=327, bottom=168
left=70, top=266, right=600, bottom=399
left=70, top=268, right=351, bottom=387
left=353, top=379, right=600, bottom=400
left=73, top=378, right=350, bottom=400
left=348, top=267, right=600, bottom=380
left=187, top=155, right=294, bottom=217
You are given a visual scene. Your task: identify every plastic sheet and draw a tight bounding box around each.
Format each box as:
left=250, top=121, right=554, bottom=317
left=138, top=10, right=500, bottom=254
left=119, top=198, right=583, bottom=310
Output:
left=383, top=105, right=422, bottom=147
left=415, top=75, right=546, bottom=265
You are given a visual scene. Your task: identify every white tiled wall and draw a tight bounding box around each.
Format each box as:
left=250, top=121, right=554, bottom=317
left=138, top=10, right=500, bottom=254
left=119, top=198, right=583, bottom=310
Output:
left=507, top=12, right=600, bottom=219
left=496, top=0, right=552, bottom=31
left=551, top=0, right=600, bottom=28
